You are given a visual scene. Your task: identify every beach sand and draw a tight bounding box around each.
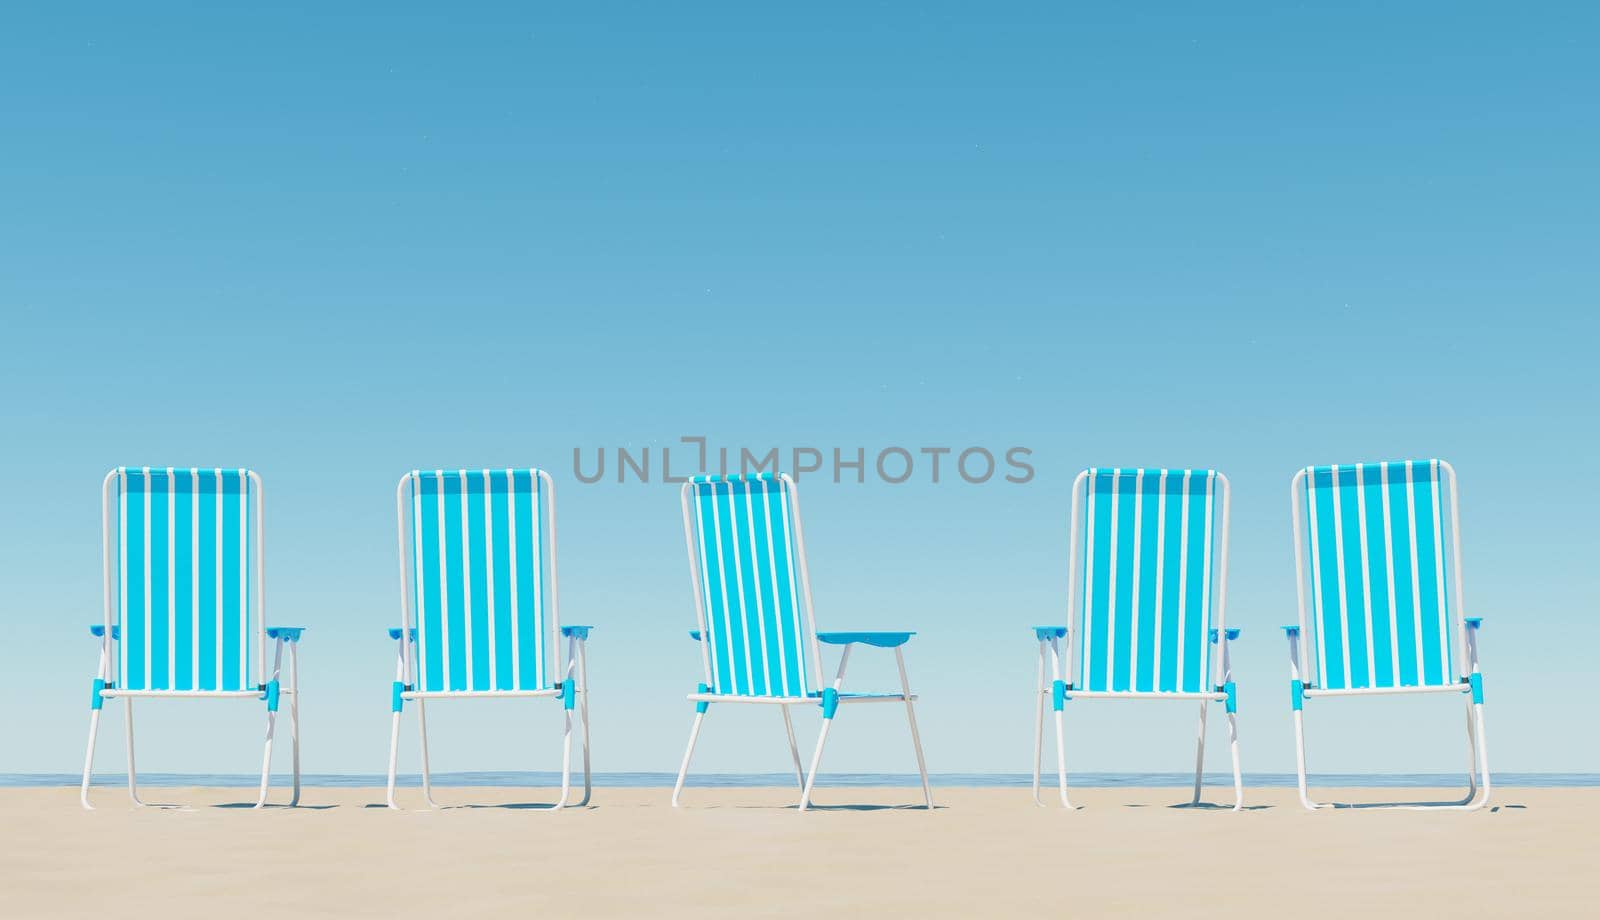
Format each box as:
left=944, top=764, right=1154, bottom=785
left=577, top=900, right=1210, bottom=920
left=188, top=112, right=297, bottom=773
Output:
left=4, top=786, right=1592, bottom=918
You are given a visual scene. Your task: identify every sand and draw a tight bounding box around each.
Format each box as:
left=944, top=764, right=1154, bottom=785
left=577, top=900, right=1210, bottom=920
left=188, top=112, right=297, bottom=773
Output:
left=3, top=785, right=1592, bottom=918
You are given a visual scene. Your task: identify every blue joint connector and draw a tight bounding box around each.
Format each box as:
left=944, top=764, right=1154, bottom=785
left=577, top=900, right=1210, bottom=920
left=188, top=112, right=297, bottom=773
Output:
left=1224, top=681, right=1238, bottom=714
left=1051, top=679, right=1068, bottom=712
left=820, top=687, right=839, bottom=720
left=695, top=682, right=710, bottom=713
left=91, top=678, right=107, bottom=711
left=263, top=679, right=281, bottom=712
left=1290, top=680, right=1305, bottom=712
left=391, top=681, right=405, bottom=713
left=561, top=679, right=577, bottom=710
left=1469, top=672, right=1484, bottom=704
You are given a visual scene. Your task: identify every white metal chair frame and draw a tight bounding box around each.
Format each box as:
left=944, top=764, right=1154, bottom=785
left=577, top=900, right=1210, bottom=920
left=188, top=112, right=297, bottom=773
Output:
left=81, top=469, right=302, bottom=810
left=384, top=470, right=591, bottom=810
left=1285, top=461, right=1490, bottom=811
left=670, top=473, right=933, bottom=812
left=1031, top=469, right=1243, bottom=811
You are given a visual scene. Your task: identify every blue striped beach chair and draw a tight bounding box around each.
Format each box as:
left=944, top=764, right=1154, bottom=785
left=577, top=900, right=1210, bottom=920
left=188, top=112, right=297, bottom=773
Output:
left=671, top=473, right=933, bottom=811
left=81, top=468, right=304, bottom=810
left=1285, top=459, right=1490, bottom=810
left=1032, top=468, right=1242, bottom=809
left=385, top=469, right=591, bottom=809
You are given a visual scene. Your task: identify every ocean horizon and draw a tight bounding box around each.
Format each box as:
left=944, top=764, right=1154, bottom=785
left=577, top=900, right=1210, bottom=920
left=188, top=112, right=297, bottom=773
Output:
left=10, top=771, right=1597, bottom=789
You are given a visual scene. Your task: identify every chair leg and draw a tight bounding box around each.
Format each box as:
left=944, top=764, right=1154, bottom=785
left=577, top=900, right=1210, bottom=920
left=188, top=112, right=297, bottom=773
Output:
left=385, top=709, right=403, bottom=810
left=81, top=708, right=103, bottom=810
left=1190, top=699, right=1209, bottom=805
left=1459, top=695, right=1479, bottom=804
left=782, top=706, right=805, bottom=790
left=1032, top=643, right=1046, bottom=807
left=894, top=648, right=933, bottom=809
left=575, top=641, right=592, bottom=807
left=288, top=642, right=301, bottom=808
left=671, top=710, right=707, bottom=807
left=555, top=706, right=573, bottom=810
left=1053, top=707, right=1072, bottom=808
left=1291, top=709, right=1323, bottom=810
left=253, top=706, right=277, bottom=809
left=1226, top=711, right=1243, bottom=812
left=1468, top=702, right=1491, bottom=811
left=124, top=698, right=144, bottom=807
left=798, top=714, right=835, bottom=812
left=417, top=700, right=437, bottom=808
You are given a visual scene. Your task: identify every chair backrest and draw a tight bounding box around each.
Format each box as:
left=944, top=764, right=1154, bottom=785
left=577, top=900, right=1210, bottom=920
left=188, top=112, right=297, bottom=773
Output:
left=1292, top=459, right=1463, bottom=691
left=1065, top=468, right=1230, bottom=694
left=681, top=473, right=820, bottom=699
left=103, top=468, right=263, bottom=692
left=397, top=469, right=560, bottom=693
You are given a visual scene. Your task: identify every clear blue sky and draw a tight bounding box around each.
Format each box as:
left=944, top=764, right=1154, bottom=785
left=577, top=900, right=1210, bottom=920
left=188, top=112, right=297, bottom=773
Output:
left=2, top=2, right=1595, bottom=778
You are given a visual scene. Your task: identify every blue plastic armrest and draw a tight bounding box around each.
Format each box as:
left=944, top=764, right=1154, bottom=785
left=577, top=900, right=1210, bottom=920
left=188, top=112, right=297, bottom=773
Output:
left=1464, top=617, right=1483, bottom=629
left=90, top=624, right=121, bottom=640
left=1281, top=624, right=1300, bottom=636
left=387, top=627, right=418, bottom=641
left=266, top=626, right=306, bottom=642
left=560, top=625, right=593, bottom=640
left=1032, top=626, right=1067, bottom=641
left=816, top=631, right=915, bottom=648
left=1209, top=627, right=1243, bottom=643
left=689, top=629, right=702, bottom=641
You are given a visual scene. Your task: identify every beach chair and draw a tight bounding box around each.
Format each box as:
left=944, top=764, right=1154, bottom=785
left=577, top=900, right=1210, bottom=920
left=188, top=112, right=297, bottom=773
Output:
left=1285, top=459, right=1490, bottom=810
left=385, top=469, right=591, bottom=809
left=1032, top=468, right=1242, bottom=809
left=671, top=473, right=933, bottom=811
left=81, top=468, right=303, bottom=810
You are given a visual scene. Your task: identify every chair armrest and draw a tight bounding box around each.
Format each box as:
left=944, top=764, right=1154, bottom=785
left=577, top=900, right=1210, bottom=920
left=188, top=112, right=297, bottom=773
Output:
left=387, top=627, right=418, bottom=641
left=1033, top=626, right=1067, bottom=641
left=816, top=631, right=915, bottom=648
left=266, top=626, right=306, bottom=642
left=689, top=629, right=702, bottom=641
left=89, top=624, right=121, bottom=640
left=1209, top=627, right=1242, bottom=643
left=1465, top=617, right=1483, bottom=629
left=1281, top=625, right=1300, bottom=636
left=560, top=625, right=593, bottom=640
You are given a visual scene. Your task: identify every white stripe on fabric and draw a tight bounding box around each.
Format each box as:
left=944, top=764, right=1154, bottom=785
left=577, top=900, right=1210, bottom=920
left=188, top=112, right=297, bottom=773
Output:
left=505, top=470, right=520, bottom=691
left=1151, top=470, right=1168, bottom=691
left=1105, top=470, right=1120, bottom=692
left=412, top=475, right=427, bottom=691
left=482, top=470, right=497, bottom=690
left=741, top=484, right=772, bottom=694
left=214, top=469, right=223, bottom=690
left=143, top=468, right=152, bottom=688
left=531, top=474, right=547, bottom=690
left=1128, top=469, right=1144, bottom=691
left=1380, top=462, right=1401, bottom=684
left=238, top=471, right=248, bottom=687
left=119, top=470, right=128, bottom=687
left=1081, top=478, right=1097, bottom=689
left=190, top=469, right=199, bottom=687
left=1405, top=461, right=1424, bottom=684
left=1174, top=470, right=1191, bottom=694
left=1199, top=472, right=1216, bottom=690
left=723, top=486, right=756, bottom=693
left=167, top=468, right=176, bottom=690
left=1354, top=463, right=1377, bottom=684
left=1305, top=470, right=1328, bottom=687
left=1430, top=461, right=1451, bottom=680
left=1330, top=465, right=1353, bottom=687
left=434, top=470, right=450, bottom=691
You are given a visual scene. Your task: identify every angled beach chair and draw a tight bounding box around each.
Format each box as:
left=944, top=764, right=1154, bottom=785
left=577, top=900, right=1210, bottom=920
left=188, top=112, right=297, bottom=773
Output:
left=671, top=473, right=933, bottom=811
left=1032, top=468, right=1242, bottom=810
left=1284, top=459, right=1490, bottom=810
left=81, top=467, right=303, bottom=810
left=385, top=469, right=591, bottom=809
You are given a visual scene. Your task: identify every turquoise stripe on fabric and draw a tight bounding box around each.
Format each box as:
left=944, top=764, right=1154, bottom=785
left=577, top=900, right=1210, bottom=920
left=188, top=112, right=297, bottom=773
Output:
left=1110, top=472, right=1136, bottom=692
left=148, top=470, right=171, bottom=690
left=516, top=469, right=543, bottom=690
left=1156, top=473, right=1184, bottom=692
left=489, top=472, right=515, bottom=691
left=441, top=474, right=467, bottom=691
left=1335, top=465, right=1371, bottom=690
left=465, top=472, right=491, bottom=690
left=196, top=471, right=218, bottom=691
left=1133, top=472, right=1160, bottom=693
left=1181, top=477, right=1210, bottom=693
left=1386, top=463, right=1421, bottom=686
left=171, top=469, right=194, bottom=691
left=123, top=472, right=147, bottom=690
left=1309, top=467, right=1345, bottom=690
left=1359, top=464, right=1396, bottom=689
left=220, top=472, right=243, bottom=690
left=417, top=474, right=444, bottom=692
left=1085, top=472, right=1113, bottom=692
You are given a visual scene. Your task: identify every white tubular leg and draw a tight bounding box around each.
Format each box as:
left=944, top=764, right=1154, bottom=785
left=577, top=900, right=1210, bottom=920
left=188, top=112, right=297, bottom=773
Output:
left=1226, top=711, right=1243, bottom=812
left=81, top=644, right=109, bottom=810
left=1032, top=640, right=1046, bottom=806
left=288, top=641, right=301, bottom=807
left=417, top=700, right=436, bottom=808
left=1461, top=696, right=1479, bottom=802
left=576, top=638, right=592, bottom=807
left=782, top=706, right=805, bottom=790
left=1469, top=702, right=1491, bottom=810
left=1190, top=699, right=1209, bottom=805
left=894, top=647, right=933, bottom=809
left=1049, top=637, right=1071, bottom=808
left=555, top=639, right=574, bottom=810
left=124, top=697, right=143, bottom=806
left=798, top=716, right=834, bottom=813
left=254, top=638, right=285, bottom=809
left=1292, top=709, right=1322, bottom=810
left=671, top=710, right=707, bottom=807
left=384, top=710, right=403, bottom=810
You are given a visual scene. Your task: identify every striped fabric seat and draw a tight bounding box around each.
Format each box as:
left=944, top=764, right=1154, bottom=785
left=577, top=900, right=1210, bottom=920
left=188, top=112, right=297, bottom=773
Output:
left=402, top=469, right=557, bottom=693
left=684, top=473, right=816, bottom=699
left=1297, top=459, right=1457, bottom=691
left=1071, top=468, right=1225, bottom=694
left=111, top=467, right=259, bottom=692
